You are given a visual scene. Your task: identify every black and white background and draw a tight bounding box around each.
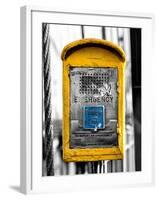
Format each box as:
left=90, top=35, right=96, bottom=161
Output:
left=42, top=23, right=141, bottom=176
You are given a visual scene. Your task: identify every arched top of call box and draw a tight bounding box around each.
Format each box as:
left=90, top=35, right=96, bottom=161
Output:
left=61, top=38, right=126, bottom=62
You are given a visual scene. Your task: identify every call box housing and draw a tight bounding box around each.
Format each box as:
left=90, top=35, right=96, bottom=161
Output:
left=61, top=38, right=126, bottom=162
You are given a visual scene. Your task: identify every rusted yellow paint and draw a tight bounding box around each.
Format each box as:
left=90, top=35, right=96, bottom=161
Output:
left=61, top=38, right=126, bottom=162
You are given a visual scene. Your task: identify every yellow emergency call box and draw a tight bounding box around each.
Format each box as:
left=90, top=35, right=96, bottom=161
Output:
left=61, top=38, right=126, bottom=162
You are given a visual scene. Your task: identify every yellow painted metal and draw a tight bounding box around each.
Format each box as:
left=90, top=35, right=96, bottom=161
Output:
left=61, top=38, right=126, bottom=162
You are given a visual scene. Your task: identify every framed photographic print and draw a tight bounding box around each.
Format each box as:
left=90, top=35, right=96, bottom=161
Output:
left=20, top=6, right=154, bottom=194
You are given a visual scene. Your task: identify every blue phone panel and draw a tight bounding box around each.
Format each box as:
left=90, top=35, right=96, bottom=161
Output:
left=83, top=106, right=105, bottom=129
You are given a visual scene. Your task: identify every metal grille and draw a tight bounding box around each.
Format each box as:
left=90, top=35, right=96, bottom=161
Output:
left=79, top=72, right=111, bottom=95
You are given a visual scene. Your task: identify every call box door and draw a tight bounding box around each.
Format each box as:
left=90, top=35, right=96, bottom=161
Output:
left=70, top=67, right=118, bottom=149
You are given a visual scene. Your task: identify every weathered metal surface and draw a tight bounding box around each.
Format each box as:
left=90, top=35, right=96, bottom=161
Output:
left=61, top=38, right=126, bottom=62
left=70, top=67, right=118, bottom=149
